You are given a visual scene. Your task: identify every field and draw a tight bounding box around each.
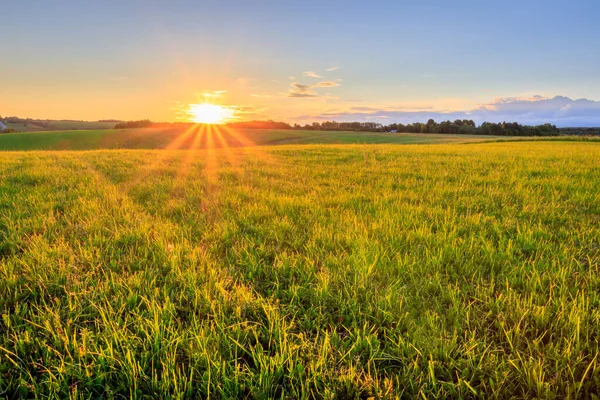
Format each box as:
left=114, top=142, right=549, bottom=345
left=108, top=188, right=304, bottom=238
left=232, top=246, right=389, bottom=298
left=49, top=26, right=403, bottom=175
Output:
left=3, top=121, right=117, bottom=133
left=1, top=141, right=599, bottom=398
left=0, top=127, right=509, bottom=151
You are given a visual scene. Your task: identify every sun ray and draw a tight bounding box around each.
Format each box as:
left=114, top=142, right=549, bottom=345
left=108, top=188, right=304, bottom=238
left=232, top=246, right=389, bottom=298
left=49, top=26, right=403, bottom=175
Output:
left=212, top=125, right=239, bottom=169
left=164, top=123, right=200, bottom=150
left=219, top=124, right=256, bottom=148
left=200, top=125, right=219, bottom=183
left=173, top=124, right=205, bottom=186
left=115, top=124, right=200, bottom=194
left=219, top=124, right=281, bottom=169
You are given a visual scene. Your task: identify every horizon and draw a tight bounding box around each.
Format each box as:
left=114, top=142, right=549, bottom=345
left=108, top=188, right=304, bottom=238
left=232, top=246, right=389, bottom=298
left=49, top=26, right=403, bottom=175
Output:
left=1, top=1, right=600, bottom=127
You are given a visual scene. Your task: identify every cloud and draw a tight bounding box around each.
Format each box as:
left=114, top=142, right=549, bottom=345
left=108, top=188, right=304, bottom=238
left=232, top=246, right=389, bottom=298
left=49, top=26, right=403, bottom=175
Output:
left=289, top=95, right=600, bottom=127
left=314, top=81, right=340, bottom=88
left=285, top=80, right=342, bottom=98
left=303, top=71, right=322, bottom=78
left=231, top=105, right=266, bottom=115
left=471, top=95, right=600, bottom=126
left=326, top=67, right=339, bottom=72
left=486, top=95, right=548, bottom=105
left=351, top=106, right=379, bottom=112
left=286, top=83, right=317, bottom=98
left=250, top=93, right=271, bottom=98
left=201, top=90, right=228, bottom=98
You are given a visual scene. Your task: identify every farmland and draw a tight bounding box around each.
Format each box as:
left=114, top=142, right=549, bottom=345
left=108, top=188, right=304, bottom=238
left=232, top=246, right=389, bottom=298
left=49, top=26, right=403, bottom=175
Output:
left=0, top=140, right=599, bottom=398
left=0, top=127, right=510, bottom=151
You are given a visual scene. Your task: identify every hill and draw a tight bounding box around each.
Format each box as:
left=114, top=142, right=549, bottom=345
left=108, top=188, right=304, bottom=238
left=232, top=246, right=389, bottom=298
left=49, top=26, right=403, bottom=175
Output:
left=2, top=119, right=117, bottom=132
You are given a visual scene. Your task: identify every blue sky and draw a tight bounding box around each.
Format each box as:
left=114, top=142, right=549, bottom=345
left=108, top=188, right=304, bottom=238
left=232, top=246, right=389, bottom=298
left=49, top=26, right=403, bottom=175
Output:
left=1, top=0, right=599, bottom=125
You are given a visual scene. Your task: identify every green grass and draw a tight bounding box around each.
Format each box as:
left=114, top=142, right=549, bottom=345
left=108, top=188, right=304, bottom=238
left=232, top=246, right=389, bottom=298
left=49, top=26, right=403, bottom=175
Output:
left=0, top=127, right=506, bottom=151
left=4, top=121, right=116, bottom=133
left=1, top=142, right=599, bottom=398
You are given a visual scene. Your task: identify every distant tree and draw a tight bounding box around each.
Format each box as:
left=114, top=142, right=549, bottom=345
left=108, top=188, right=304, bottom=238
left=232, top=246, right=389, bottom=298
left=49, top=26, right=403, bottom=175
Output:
left=225, top=120, right=292, bottom=130
left=114, top=120, right=153, bottom=129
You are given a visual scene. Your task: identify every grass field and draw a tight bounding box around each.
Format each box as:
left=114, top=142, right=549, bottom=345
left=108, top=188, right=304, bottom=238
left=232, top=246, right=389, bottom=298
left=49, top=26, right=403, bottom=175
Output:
left=0, top=141, right=599, bottom=398
left=3, top=121, right=117, bottom=133
left=0, top=126, right=509, bottom=151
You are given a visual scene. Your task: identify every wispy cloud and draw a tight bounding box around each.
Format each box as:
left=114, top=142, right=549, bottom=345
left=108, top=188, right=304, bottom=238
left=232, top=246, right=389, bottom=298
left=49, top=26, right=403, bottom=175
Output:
left=202, top=91, right=226, bottom=98
left=285, top=80, right=342, bottom=98
left=350, top=106, right=379, bottom=112
left=286, top=83, right=317, bottom=98
left=250, top=93, right=271, bottom=98
left=230, top=105, right=267, bottom=116
left=484, top=95, right=548, bottom=106
left=326, top=67, right=340, bottom=72
left=303, top=71, right=322, bottom=78
left=314, top=81, right=340, bottom=88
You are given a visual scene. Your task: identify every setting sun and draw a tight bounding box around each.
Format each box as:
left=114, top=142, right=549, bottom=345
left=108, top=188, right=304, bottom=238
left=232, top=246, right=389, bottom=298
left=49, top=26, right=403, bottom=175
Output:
left=188, top=103, right=234, bottom=124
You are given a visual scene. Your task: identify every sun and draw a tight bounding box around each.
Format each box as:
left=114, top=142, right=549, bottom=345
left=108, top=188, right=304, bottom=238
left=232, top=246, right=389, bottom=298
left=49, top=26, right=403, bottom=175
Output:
left=188, top=103, right=234, bottom=124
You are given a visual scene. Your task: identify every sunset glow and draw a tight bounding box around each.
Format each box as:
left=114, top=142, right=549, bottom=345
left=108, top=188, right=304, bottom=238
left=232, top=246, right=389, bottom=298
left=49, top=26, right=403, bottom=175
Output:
left=188, top=104, right=234, bottom=124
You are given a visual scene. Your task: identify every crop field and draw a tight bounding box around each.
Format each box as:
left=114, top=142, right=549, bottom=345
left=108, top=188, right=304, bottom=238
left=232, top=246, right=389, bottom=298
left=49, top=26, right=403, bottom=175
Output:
left=0, top=127, right=507, bottom=151
left=0, top=141, right=599, bottom=398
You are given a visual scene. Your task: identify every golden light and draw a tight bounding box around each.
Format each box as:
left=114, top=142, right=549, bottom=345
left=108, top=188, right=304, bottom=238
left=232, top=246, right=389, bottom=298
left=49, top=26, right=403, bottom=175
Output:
left=188, top=103, right=234, bottom=124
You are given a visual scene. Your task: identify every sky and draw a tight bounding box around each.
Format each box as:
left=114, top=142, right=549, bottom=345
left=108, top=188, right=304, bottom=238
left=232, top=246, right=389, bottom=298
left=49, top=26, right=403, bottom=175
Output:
left=1, top=0, right=599, bottom=126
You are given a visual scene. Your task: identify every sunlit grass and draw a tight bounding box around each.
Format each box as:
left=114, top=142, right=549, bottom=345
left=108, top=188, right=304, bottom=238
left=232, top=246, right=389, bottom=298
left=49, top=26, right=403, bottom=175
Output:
left=0, top=142, right=599, bottom=398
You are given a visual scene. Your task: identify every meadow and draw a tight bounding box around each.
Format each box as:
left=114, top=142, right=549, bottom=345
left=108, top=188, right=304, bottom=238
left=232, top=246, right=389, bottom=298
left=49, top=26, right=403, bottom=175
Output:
left=0, top=127, right=507, bottom=151
left=0, top=140, right=599, bottom=398
left=3, top=121, right=116, bottom=133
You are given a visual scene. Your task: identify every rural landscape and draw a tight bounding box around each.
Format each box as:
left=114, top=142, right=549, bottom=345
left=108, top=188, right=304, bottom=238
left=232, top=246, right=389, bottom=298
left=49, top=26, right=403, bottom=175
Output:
left=2, top=1, right=600, bottom=399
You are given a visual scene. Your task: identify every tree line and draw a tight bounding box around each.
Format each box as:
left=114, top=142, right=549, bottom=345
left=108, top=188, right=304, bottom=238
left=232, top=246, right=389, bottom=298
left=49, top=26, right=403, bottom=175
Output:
left=113, top=119, right=154, bottom=129
left=229, top=119, right=561, bottom=136
left=109, top=118, right=563, bottom=136
left=290, top=119, right=561, bottom=136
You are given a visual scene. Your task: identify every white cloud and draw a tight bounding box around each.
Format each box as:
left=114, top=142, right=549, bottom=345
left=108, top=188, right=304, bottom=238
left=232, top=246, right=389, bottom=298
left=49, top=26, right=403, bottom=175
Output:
left=303, top=71, right=322, bottom=78
left=297, top=95, right=600, bottom=127
left=284, top=79, right=343, bottom=98
left=326, top=67, right=339, bottom=72
left=314, top=81, right=340, bottom=88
